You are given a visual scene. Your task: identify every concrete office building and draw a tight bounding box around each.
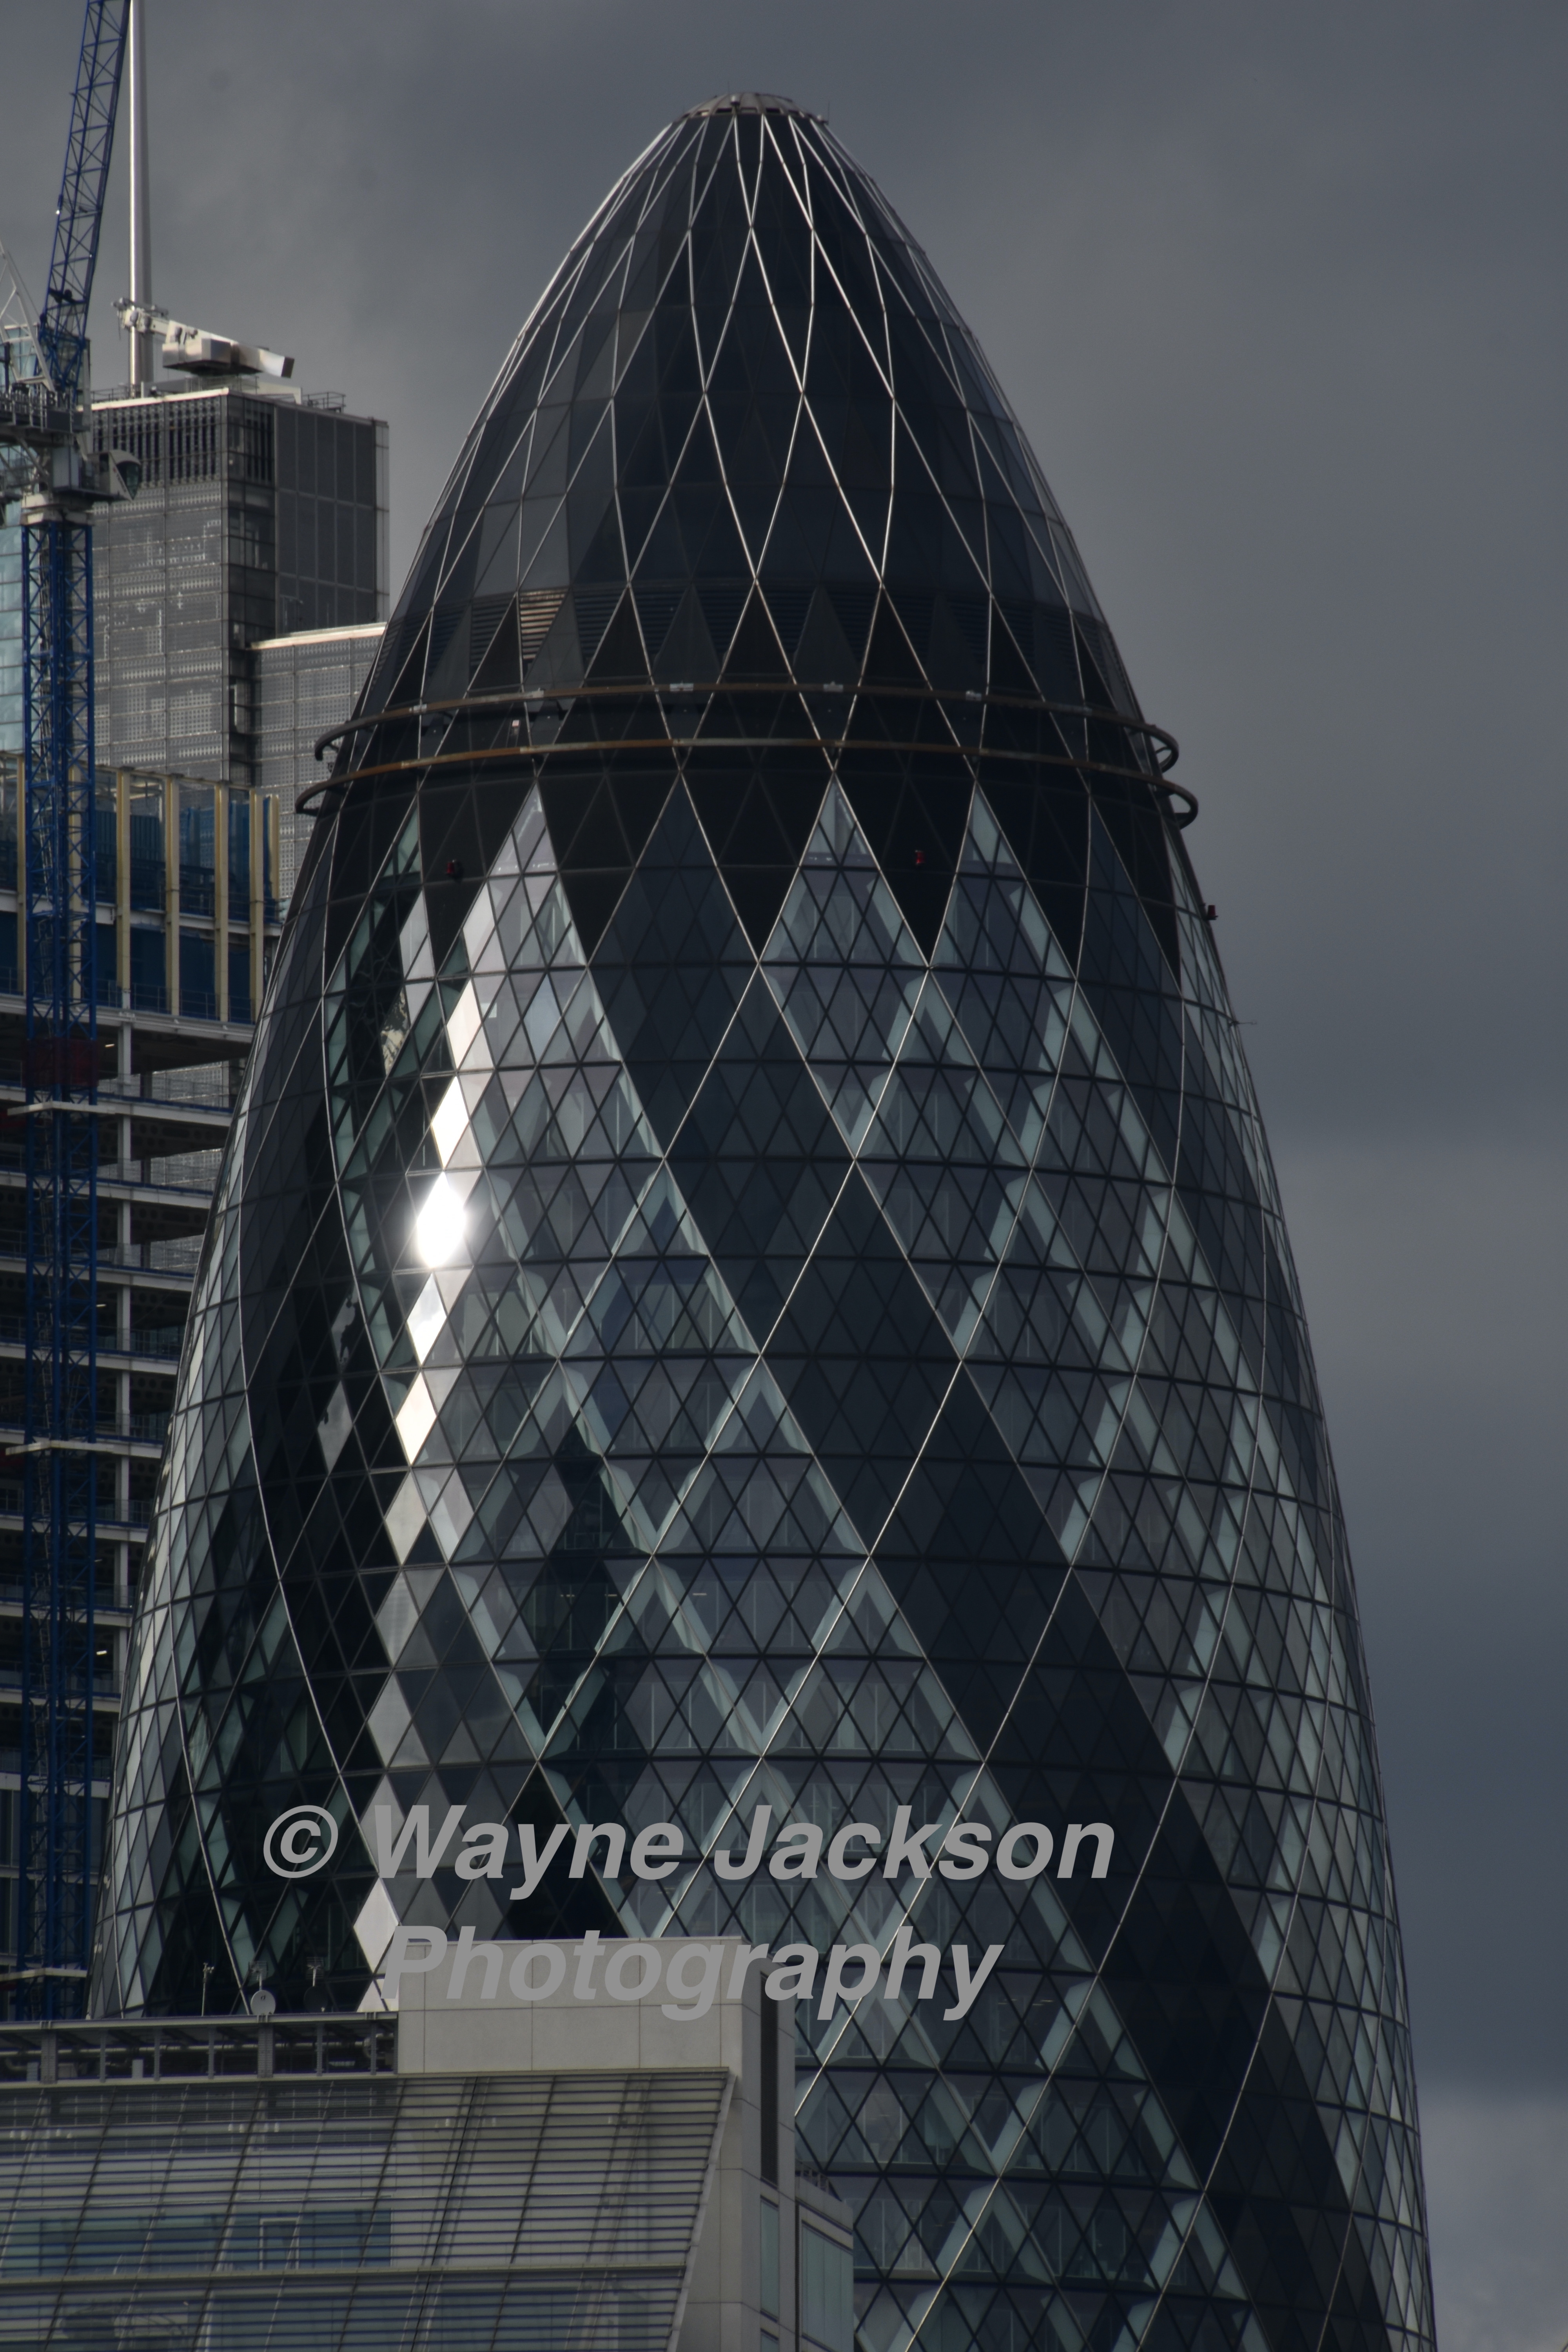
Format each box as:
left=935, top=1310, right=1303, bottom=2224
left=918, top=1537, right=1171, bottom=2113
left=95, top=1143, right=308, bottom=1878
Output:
left=0, top=1938, right=853, bottom=2352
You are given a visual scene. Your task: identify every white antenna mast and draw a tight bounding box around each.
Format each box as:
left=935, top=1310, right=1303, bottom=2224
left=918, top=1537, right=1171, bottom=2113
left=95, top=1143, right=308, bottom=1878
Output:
left=127, top=0, right=154, bottom=392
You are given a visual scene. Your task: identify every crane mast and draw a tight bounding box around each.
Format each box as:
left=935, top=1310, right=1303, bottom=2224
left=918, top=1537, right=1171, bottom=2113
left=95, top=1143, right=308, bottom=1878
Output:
left=0, top=1, right=131, bottom=2017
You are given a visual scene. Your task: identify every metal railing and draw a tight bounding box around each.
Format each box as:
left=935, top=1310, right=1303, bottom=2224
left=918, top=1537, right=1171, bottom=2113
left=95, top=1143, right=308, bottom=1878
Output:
left=0, top=1410, right=167, bottom=1443
left=0, top=2015, right=397, bottom=2083
left=0, top=1489, right=151, bottom=1528
left=0, top=1318, right=184, bottom=1358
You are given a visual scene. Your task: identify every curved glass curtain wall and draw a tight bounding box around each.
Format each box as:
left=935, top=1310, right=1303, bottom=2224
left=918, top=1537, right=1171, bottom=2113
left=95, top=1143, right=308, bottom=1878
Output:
left=96, top=95, right=1433, bottom=2352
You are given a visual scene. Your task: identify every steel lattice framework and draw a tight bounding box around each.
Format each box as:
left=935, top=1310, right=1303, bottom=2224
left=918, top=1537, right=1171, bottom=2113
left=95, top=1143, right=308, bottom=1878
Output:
left=10, top=0, right=128, bottom=2016
left=18, top=516, right=100, bottom=2009
left=34, top=4, right=127, bottom=398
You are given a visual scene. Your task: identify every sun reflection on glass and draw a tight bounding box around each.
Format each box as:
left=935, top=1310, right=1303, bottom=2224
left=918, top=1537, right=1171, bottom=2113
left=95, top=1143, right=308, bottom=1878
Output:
left=414, top=1175, right=466, bottom=1267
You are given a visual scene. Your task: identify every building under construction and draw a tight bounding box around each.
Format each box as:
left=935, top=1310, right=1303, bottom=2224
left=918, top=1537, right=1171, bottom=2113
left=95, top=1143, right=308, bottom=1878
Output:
left=0, top=565, right=383, bottom=1995
left=0, top=752, right=283, bottom=1996
left=0, top=381, right=387, bottom=1990
left=0, top=0, right=387, bottom=2009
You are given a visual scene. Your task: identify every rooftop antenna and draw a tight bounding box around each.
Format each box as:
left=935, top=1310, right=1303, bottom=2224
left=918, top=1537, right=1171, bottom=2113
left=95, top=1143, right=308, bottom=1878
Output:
left=127, top=0, right=153, bottom=391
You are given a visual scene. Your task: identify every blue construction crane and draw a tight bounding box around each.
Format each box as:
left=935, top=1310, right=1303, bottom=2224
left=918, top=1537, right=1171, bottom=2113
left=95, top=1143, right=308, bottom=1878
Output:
left=0, top=1, right=133, bottom=2018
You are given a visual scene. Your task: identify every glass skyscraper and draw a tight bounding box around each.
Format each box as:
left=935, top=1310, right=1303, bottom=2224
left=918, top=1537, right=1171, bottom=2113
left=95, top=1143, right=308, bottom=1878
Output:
left=96, top=94, right=1434, bottom=2352
left=88, top=384, right=388, bottom=785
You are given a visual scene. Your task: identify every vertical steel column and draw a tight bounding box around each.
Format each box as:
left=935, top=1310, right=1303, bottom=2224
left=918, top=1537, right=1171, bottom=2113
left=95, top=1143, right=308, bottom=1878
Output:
left=126, top=0, right=154, bottom=394
left=18, top=516, right=98, bottom=2018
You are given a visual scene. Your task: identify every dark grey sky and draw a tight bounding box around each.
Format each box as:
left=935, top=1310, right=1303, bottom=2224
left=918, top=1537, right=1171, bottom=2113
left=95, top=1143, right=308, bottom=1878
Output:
left=5, top=6, right=1564, bottom=2341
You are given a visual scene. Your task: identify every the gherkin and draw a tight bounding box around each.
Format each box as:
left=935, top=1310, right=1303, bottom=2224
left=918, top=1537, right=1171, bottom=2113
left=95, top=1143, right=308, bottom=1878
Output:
left=97, top=94, right=1434, bottom=2352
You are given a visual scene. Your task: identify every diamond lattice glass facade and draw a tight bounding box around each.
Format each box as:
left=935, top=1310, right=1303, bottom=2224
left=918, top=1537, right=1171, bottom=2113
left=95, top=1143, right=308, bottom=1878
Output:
left=96, top=95, right=1434, bottom=2352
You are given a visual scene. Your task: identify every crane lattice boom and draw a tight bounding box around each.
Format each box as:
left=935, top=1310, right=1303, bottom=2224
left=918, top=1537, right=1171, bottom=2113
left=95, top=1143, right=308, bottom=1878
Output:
left=3, top=1, right=131, bottom=2019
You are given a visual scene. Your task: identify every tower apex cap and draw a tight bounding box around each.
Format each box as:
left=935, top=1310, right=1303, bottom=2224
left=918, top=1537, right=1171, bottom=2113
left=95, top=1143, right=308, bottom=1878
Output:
left=684, top=92, right=817, bottom=120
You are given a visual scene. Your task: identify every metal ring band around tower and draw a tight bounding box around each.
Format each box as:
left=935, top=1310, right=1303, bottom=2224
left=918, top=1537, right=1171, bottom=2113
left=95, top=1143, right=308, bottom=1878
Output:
left=298, top=682, right=1193, bottom=825
left=295, top=731, right=1199, bottom=828
left=311, top=680, right=1181, bottom=773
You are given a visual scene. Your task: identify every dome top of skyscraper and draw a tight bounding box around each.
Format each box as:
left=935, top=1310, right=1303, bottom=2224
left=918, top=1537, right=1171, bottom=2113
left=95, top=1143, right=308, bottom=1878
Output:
left=361, top=100, right=1143, bottom=732
left=682, top=93, right=818, bottom=117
